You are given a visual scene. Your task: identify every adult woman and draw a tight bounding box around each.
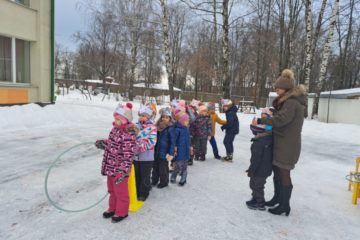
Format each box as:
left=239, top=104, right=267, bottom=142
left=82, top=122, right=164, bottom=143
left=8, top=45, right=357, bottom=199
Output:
left=256, top=69, right=307, bottom=216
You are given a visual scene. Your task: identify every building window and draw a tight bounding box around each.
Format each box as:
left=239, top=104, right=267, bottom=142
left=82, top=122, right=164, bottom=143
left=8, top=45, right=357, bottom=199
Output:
left=0, top=35, right=31, bottom=84
left=16, top=39, right=30, bottom=83
left=0, top=36, right=12, bottom=82
left=14, top=0, right=30, bottom=7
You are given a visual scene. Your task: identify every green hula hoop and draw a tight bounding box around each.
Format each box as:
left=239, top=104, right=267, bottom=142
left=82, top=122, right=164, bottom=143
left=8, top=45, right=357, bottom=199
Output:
left=44, top=142, right=108, bottom=213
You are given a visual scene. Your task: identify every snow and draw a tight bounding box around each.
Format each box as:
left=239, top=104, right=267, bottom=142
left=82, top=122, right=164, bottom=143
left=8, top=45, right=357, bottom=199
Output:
left=320, top=87, right=360, bottom=98
left=269, top=92, right=278, bottom=97
left=134, top=83, right=182, bottom=92
left=84, top=79, right=119, bottom=85
left=1, top=91, right=359, bottom=240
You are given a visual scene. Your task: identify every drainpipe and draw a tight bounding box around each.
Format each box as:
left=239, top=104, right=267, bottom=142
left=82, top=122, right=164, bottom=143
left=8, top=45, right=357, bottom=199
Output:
left=50, top=0, right=55, bottom=103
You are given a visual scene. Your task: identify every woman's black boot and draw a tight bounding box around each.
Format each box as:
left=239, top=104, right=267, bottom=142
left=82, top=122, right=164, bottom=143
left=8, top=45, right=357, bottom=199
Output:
left=265, top=179, right=281, bottom=207
left=268, top=185, right=292, bottom=216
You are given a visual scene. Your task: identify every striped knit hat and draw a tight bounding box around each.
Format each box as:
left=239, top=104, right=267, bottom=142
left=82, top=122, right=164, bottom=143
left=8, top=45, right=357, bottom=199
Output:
left=159, top=107, right=172, bottom=118
left=139, top=105, right=154, bottom=118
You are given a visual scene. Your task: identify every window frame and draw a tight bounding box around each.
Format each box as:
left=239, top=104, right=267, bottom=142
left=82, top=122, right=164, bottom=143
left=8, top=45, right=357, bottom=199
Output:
left=11, top=0, right=30, bottom=8
left=0, top=35, right=31, bottom=85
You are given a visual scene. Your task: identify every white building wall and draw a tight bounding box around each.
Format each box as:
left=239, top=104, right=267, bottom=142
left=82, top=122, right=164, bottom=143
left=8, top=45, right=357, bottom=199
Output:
left=318, top=98, right=360, bottom=125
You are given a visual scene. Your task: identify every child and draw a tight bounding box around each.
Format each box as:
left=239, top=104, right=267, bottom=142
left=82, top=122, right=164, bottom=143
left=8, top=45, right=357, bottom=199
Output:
left=171, top=99, right=186, bottom=118
left=187, top=99, right=199, bottom=165
left=152, top=107, right=176, bottom=188
left=146, top=102, right=157, bottom=121
left=95, top=102, right=138, bottom=223
left=134, top=105, right=157, bottom=201
left=207, top=102, right=227, bottom=160
left=171, top=108, right=191, bottom=186
left=188, top=99, right=200, bottom=123
left=246, top=111, right=273, bottom=210
left=189, top=105, right=212, bottom=161
left=220, top=99, right=239, bottom=162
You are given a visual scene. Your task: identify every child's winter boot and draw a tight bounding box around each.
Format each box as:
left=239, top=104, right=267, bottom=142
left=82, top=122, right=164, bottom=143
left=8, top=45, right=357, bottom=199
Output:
left=179, top=173, right=187, bottom=186
left=221, top=154, right=233, bottom=162
left=245, top=198, right=256, bottom=205
left=103, top=211, right=115, bottom=218
left=111, top=214, right=128, bottom=223
left=157, top=183, right=168, bottom=189
left=246, top=201, right=266, bottom=211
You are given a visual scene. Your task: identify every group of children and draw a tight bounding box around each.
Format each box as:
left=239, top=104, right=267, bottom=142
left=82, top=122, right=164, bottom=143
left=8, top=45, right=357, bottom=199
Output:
left=96, top=98, right=274, bottom=223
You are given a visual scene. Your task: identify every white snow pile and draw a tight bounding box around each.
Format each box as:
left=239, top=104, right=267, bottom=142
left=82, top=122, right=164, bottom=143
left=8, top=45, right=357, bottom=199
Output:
left=0, top=91, right=359, bottom=240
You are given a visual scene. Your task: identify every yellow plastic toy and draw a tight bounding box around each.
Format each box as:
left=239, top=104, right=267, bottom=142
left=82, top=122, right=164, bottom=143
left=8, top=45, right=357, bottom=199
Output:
left=128, top=166, right=144, bottom=212
left=347, top=157, right=360, bottom=205
left=352, top=179, right=359, bottom=205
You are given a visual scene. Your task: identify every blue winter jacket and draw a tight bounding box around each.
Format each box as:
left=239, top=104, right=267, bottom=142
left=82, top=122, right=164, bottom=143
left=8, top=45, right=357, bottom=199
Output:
left=173, top=122, right=191, bottom=161
left=154, top=125, right=176, bottom=161
left=221, top=105, right=240, bottom=135
left=247, top=133, right=273, bottom=177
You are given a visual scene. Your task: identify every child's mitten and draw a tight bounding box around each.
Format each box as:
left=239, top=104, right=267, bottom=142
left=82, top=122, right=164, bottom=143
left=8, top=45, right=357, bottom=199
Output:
left=166, top=154, right=174, bottom=162
left=95, top=140, right=106, bottom=150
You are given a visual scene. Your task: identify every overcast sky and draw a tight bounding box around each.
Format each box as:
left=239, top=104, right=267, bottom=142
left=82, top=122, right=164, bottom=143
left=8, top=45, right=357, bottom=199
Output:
left=55, top=0, right=88, bottom=51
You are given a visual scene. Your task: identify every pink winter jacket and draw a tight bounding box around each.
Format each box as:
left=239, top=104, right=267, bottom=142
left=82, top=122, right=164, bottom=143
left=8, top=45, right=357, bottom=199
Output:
left=97, top=122, right=138, bottom=179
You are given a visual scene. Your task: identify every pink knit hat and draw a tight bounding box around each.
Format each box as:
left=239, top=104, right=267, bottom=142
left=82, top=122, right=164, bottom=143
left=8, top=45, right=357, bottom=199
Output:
left=175, top=108, right=189, bottom=126
left=171, top=99, right=186, bottom=109
left=114, top=102, right=133, bottom=121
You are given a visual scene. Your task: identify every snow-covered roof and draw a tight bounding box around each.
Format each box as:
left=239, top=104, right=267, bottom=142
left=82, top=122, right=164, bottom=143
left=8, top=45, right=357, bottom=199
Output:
left=133, top=83, right=182, bottom=92
left=84, top=79, right=102, bottom=83
left=84, top=79, right=119, bottom=85
left=320, top=88, right=360, bottom=99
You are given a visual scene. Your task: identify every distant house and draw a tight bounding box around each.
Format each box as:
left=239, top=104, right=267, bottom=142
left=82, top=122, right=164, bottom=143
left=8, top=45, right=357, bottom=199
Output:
left=308, top=88, right=360, bottom=125
left=0, top=0, right=55, bottom=105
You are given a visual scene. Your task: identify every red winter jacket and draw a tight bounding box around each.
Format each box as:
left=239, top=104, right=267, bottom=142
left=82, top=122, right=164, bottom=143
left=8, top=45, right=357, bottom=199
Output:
left=97, top=122, right=138, bottom=179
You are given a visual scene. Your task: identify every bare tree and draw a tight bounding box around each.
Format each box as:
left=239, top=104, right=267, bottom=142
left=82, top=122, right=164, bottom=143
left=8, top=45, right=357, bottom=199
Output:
left=109, top=0, right=152, bottom=100
left=159, top=0, right=174, bottom=99
left=312, top=0, right=340, bottom=118
left=74, top=7, right=120, bottom=82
